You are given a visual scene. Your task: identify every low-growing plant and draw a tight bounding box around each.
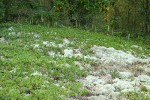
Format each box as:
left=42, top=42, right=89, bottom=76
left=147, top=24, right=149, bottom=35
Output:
left=140, top=85, right=148, bottom=92
left=110, top=70, right=120, bottom=79
left=1, top=23, right=150, bottom=99
left=120, top=91, right=150, bottom=100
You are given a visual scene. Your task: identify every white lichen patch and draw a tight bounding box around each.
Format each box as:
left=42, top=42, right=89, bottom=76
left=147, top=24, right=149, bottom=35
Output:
left=30, top=71, right=42, bottom=76
left=64, top=49, right=74, bottom=57
left=10, top=68, right=17, bottom=73
left=91, top=45, right=149, bottom=67
left=119, top=72, right=134, bottom=79
left=0, top=37, right=5, bottom=43
left=48, top=51, right=56, bottom=57
left=131, top=45, right=143, bottom=50
left=8, top=26, right=14, bottom=31
left=33, top=44, right=39, bottom=49
left=63, top=38, right=70, bottom=44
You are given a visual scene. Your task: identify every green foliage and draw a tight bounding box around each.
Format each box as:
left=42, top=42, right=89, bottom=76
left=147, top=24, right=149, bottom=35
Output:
left=0, top=24, right=90, bottom=99
left=0, top=1, right=5, bottom=21
left=0, top=23, right=150, bottom=99
left=0, top=0, right=149, bottom=40
left=140, top=86, right=148, bottom=92
left=110, top=70, right=120, bottom=79
left=120, top=91, right=150, bottom=100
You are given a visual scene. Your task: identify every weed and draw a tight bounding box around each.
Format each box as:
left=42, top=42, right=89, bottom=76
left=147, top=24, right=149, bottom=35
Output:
left=110, top=70, right=120, bottom=79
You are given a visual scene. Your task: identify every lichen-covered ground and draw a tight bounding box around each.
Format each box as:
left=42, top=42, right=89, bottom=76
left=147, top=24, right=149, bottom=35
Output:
left=77, top=46, right=150, bottom=100
left=0, top=23, right=150, bottom=100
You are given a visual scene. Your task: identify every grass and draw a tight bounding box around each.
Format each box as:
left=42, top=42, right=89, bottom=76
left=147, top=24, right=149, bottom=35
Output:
left=120, top=91, right=150, bottom=100
left=0, top=23, right=150, bottom=99
left=110, top=70, right=120, bottom=79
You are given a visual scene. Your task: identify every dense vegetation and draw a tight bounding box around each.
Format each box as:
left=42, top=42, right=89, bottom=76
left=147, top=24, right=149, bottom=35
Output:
left=0, top=0, right=150, bottom=99
left=0, top=23, right=150, bottom=99
left=0, top=0, right=149, bottom=39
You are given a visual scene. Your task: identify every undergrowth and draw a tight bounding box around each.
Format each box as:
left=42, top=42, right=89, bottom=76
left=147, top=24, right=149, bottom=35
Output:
left=0, top=23, right=150, bottom=99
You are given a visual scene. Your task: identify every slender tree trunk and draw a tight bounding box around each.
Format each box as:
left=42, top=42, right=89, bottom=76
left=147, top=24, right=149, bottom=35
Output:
left=144, top=0, right=149, bottom=35
left=75, top=20, right=78, bottom=28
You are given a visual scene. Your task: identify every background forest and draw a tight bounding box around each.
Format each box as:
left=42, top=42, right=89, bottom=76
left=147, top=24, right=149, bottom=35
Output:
left=0, top=0, right=149, bottom=40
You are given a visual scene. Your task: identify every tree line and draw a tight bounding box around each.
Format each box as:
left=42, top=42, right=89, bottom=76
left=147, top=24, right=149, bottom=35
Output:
left=0, top=0, right=149, bottom=37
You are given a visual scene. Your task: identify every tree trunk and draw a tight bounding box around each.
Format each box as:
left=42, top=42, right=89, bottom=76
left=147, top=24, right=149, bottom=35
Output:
left=144, top=0, right=149, bottom=35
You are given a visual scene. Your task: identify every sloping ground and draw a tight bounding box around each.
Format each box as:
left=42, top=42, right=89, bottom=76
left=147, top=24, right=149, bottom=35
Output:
left=0, top=23, right=150, bottom=100
left=78, top=46, right=150, bottom=100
